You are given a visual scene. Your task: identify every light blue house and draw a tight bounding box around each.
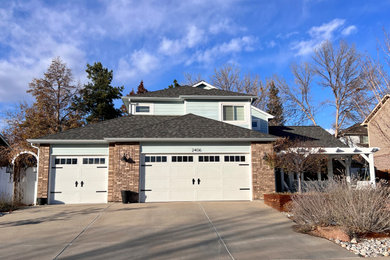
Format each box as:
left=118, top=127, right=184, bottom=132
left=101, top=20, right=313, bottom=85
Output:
left=29, top=81, right=280, bottom=204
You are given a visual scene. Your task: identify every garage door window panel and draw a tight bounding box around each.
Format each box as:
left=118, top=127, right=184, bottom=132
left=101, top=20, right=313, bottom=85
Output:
left=224, top=155, right=246, bottom=162
left=199, top=155, right=220, bottom=162
left=172, top=156, right=193, bottom=162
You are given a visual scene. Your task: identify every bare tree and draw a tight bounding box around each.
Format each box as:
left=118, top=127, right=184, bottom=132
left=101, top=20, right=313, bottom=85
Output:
left=275, top=62, right=318, bottom=126
left=264, top=138, right=326, bottom=193
left=314, top=41, right=364, bottom=137
left=182, top=72, right=203, bottom=86
left=210, top=64, right=269, bottom=110
left=210, top=64, right=241, bottom=91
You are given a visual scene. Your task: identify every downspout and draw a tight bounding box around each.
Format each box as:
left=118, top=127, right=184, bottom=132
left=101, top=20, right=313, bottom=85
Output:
left=30, top=143, right=39, bottom=205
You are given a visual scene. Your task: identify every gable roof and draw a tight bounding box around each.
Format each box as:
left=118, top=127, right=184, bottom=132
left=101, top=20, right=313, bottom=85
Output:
left=339, top=123, right=367, bottom=136
left=269, top=126, right=348, bottom=148
left=192, top=80, right=217, bottom=89
left=28, top=114, right=277, bottom=144
left=363, top=94, right=390, bottom=125
left=125, top=85, right=255, bottom=99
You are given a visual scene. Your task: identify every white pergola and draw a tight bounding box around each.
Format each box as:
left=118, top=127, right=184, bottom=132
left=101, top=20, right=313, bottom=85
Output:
left=321, top=147, right=379, bottom=186
left=279, top=147, right=380, bottom=192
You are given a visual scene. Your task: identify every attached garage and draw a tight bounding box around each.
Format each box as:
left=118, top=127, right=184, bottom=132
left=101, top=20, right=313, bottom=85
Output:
left=49, top=145, right=109, bottom=204
left=29, top=114, right=277, bottom=204
left=139, top=142, right=251, bottom=202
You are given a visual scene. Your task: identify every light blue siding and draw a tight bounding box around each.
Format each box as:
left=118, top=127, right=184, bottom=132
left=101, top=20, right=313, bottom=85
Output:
left=251, top=107, right=269, bottom=133
left=251, top=107, right=270, bottom=121
left=51, top=145, right=109, bottom=155
left=141, top=142, right=250, bottom=154
left=154, top=102, right=184, bottom=115
left=186, top=100, right=219, bottom=120
left=251, top=116, right=269, bottom=133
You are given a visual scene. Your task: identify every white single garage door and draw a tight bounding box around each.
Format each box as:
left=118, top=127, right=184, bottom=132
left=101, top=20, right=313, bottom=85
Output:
left=140, top=154, right=251, bottom=202
left=49, top=156, right=108, bottom=204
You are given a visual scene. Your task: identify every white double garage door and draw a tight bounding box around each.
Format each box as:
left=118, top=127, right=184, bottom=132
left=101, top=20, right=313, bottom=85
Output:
left=49, top=145, right=251, bottom=204
left=140, top=153, right=251, bottom=202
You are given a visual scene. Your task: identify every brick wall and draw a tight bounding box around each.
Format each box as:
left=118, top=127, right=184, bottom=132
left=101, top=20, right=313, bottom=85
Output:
left=37, top=144, right=50, bottom=199
left=108, top=143, right=140, bottom=202
left=251, top=142, right=275, bottom=199
left=368, top=100, right=390, bottom=171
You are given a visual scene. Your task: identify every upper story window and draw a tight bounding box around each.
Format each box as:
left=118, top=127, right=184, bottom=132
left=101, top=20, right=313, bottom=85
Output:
left=223, top=105, right=244, bottom=121
left=135, top=106, right=150, bottom=113
left=132, top=103, right=153, bottom=114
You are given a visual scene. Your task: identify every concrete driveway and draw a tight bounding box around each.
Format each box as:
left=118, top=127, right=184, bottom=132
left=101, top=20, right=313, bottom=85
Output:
left=0, top=202, right=358, bottom=260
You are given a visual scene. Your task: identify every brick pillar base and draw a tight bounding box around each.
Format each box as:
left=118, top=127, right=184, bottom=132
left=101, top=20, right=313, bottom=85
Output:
left=251, top=142, right=275, bottom=199
left=108, top=143, right=140, bottom=202
left=37, top=144, right=50, bottom=199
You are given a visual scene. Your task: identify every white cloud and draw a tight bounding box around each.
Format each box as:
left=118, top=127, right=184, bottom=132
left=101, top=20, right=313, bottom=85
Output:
left=116, top=50, right=159, bottom=81
left=158, top=25, right=204, bottom=56
left=291, top=18, right=346, bottom=56
left=268, top=40, right=276, bottom=48
left=187, top=36, right=257, bottom=65
left=0, top=2, right=87, bottom=103
left=342, top=25, right=357, bottom=36
left=209, top=19, right=244, bottom=35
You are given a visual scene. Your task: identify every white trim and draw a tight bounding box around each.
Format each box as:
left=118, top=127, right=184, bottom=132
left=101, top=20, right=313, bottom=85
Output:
left=28, top=139, right=108, bottom=144
left=125, top=96, right=256, bottom=101
left=29, top=137, right=278, bottom=144
left=105, top=138, right=277, bottom=142
left=132, top=103, right=154, bottom=115
left=319, top=147, right=380, bottom=155
left=362, top=94, right=390, bottom=125
left=220, top=102, right=250, bottom=126
left=192, top=81, right=217, bottom=89
left=251, top=105, right=274, bottom=119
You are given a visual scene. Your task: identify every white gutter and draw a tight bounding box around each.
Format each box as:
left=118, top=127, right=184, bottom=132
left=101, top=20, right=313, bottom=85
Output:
left=123, top=95, right=256, bottom=102
left=27, top=137, right=277, bottom=144
left=104, top=137, right=277, bottom=142
left=27, top=139, right=108, bottom=144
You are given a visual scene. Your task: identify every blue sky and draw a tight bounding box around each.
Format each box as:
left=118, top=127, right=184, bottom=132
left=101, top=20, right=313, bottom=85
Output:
left=0, top=0, right=389, bottom=131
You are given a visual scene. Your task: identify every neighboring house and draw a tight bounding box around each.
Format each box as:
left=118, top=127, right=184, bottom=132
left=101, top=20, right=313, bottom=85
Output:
left=362, top=95, right=390, bottom=171
left=0, top=134, right=13, bottom=202
left=339, top=123, right=368, bottom=148
left=27, top=81, right=376, bottom=204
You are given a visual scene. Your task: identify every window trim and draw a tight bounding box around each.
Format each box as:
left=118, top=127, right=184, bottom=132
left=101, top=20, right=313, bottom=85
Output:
left=132, top=103, right=154, bottom=115
left=220, top=102, right=249, bottom=125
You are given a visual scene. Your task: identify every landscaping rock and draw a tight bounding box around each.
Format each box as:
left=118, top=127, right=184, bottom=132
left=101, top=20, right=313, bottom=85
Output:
left=331, top=237, right=390, bottom=257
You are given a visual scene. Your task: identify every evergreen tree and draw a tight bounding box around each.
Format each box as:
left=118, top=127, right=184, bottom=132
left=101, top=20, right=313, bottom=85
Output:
left=120, top=81, right=148, bottom=114
left=266, top=80, right=285, bottom=126
left=168, top=79, right=180, bottom=88
left=136, top=80, right=147, bottom=94
left=73, top=62, right=124, bottom=123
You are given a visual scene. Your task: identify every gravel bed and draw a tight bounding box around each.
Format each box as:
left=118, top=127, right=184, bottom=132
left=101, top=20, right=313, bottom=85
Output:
left=331, top=237, right=390, bottom=257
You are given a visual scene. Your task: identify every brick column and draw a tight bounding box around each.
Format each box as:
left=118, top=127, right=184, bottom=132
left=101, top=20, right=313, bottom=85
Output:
left=108, top=143, right=140, bottom=202
left=251, top=142, right=275, bottom=199
left=37, top=144, right=50, bottom=199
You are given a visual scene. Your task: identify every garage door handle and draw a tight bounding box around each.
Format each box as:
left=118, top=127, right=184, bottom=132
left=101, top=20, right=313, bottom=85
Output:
left=198, top=178, right=201, bottom=185
left=75, top=181, right=78, bottom=187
